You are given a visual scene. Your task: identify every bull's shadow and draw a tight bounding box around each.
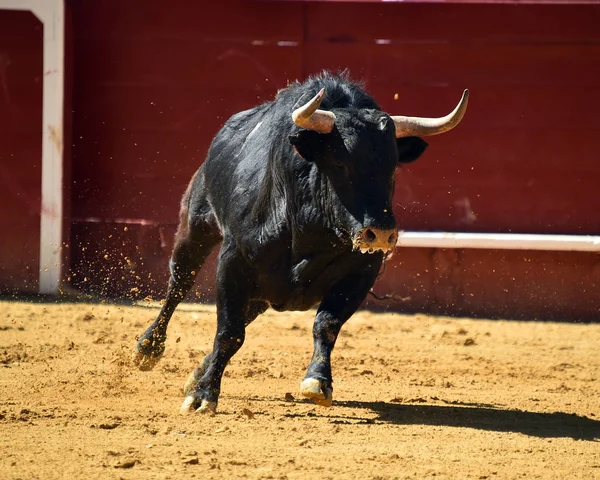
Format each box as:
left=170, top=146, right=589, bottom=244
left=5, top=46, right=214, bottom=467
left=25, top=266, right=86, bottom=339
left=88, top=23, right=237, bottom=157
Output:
left=281, top=399, right=600, bottom=441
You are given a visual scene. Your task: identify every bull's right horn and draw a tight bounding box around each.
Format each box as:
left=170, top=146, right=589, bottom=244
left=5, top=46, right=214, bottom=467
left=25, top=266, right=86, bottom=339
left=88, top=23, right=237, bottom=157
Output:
left=391, top=89, right=469, bottom=138
left=292, top=88, right=336, bottom=134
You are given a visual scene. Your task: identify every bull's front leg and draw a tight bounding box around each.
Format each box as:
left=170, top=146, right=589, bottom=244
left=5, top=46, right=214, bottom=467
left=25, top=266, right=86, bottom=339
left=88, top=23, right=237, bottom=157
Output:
left=300, top=269, right=379, bottom=407
left=180, top=244, right=256, bottom=415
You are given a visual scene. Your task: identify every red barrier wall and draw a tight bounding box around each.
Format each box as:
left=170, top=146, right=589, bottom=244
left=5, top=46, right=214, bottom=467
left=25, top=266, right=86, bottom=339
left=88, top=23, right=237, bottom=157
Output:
left=0, top=10, right=43, bottom=293
left=65, top=0, right=600, bottom=319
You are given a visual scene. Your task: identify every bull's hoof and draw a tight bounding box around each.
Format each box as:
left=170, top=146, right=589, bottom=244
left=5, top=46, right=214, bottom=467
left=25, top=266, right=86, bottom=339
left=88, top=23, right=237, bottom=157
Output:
left=180, top=396, right=217, bottom=416
left=300, top=378, right=333, bottom=407
left=131, top=347, right=162, bottom=371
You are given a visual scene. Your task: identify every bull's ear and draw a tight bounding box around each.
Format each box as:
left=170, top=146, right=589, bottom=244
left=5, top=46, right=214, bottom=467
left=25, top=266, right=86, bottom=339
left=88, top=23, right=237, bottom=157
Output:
left=289, top=130, right=326, bottom=161
left=396, top=136, right=428, bottom=164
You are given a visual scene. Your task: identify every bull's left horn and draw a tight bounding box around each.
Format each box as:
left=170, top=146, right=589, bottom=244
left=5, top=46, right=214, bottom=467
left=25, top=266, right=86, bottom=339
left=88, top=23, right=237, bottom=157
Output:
left=391, top=89, right=469, bottom=138
left=292, top=88, right=336, bottom=134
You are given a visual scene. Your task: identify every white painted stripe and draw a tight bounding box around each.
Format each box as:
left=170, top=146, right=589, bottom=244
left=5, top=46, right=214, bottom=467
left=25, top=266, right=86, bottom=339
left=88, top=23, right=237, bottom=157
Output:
left=396, top=231, right=600, bottom=252
left=0, top=0, right=65, bottom=294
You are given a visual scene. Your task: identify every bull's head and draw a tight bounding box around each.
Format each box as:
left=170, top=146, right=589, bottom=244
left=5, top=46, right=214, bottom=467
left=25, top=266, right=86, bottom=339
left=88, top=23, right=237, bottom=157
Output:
left=289, top=88, right=469, bottom=254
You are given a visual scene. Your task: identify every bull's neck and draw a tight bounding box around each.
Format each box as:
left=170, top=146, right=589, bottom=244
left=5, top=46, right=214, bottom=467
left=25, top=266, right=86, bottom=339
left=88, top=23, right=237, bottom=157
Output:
left=287, top=158, right=349, bottom=253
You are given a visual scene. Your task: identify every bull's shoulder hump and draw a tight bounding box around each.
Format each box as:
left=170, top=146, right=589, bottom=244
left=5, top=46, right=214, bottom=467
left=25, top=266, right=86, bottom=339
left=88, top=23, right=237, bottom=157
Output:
left=225, top=102, right=272, bottom=131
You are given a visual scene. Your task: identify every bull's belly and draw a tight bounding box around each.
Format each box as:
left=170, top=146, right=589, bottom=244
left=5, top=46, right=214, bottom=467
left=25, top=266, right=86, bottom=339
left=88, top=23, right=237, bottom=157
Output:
left=255, top=251, right=379, bottom=312
left=269, top=291, right=323, bottom=312
left=257, top=273, right=330, bottom=312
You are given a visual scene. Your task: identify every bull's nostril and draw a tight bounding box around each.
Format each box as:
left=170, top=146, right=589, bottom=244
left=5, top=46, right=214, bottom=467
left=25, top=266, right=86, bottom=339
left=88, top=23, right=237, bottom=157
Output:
left=388, top=233, right=396, bottom=245
left=364, top=229, right=377, bottom=242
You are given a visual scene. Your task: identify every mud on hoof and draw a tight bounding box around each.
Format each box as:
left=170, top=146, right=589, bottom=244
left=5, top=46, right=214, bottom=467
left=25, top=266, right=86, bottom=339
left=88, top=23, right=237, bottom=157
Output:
left=300, top=378, right=333, bottom=407
left=131, top=345, right=163, bottom=371
left=180, top=395, right=217, bottom=416
left=131, top=335, right=166, bottom=371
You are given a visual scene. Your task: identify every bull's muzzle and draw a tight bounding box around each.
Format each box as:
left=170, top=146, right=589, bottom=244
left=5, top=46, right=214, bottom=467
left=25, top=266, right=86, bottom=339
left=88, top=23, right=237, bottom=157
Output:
left=353, top=227, right=398, bottom=254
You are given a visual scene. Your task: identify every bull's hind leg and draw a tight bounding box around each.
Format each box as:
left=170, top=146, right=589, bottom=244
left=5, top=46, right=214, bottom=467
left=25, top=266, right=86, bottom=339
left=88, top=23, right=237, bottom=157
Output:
left=181, top=245, right=260, bottom=414
left=301, top=271, right=378, bottom=407
left=132, top=231, right=220, bottom=370
left=132, top=240, right=214, bottom=370
left=133, top=183, right=221, bottom=370
left=183, top=299, right=267, bottom=396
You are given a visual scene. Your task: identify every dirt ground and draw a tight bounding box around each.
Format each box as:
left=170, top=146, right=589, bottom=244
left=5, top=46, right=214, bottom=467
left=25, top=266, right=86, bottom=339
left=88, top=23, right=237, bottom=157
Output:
left=1, top=299, right=599, bottom=479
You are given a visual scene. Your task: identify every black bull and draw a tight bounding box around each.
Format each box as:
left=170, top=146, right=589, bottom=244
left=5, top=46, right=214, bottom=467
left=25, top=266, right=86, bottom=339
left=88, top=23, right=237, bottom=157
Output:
left=133, top=72, right=469, bottom=414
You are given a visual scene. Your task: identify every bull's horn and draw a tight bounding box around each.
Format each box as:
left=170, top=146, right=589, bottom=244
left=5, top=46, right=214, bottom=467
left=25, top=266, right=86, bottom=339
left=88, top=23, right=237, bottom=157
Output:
left=391, top=89, right=469, bottom=138
left=292, top=88, right=336, bottom=134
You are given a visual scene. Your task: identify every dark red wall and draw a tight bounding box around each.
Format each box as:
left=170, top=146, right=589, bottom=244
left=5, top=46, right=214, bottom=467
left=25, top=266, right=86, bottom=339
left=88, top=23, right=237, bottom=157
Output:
left=304, top=2, right=600, bottom=235
left=68, top=0, right=600, bottom=319
left=371, top=248, right=600, bottom=321
left=70, top=0, right=304, bottom=297
left=0, top=10, right=43, bottom=293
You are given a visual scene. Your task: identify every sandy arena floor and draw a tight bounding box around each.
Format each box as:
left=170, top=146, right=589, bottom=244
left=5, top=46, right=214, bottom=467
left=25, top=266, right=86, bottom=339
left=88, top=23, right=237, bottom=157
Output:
left=1, top=299, right=599, bottom=479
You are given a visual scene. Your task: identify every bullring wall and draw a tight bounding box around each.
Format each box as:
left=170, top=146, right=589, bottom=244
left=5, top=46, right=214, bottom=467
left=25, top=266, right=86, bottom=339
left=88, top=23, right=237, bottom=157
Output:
left=2, top=1, right=599, bottom=319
